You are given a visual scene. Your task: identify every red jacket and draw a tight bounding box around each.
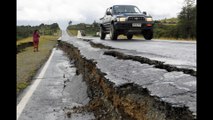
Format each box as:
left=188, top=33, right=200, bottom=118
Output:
left=33, top=33, right=40, bottom=42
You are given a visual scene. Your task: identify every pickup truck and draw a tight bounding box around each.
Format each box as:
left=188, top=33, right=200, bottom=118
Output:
left=99, top=5, right=154, bottom=40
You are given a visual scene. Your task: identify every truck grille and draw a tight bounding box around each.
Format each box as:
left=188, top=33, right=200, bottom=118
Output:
left=128, top=17, right=145, bottom=21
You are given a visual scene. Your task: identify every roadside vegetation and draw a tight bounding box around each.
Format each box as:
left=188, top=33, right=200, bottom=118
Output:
left=17, top=23, right=60, bottom=40
left=145, top=0, right=196, bottom=40
left=17, top=23, right=61, bottom=95
left=154, top=2, right=196, bottom=40
left=17, top=35, right=60, bottom=94
left=67, top=0, right=196, bottom=40
left=67, top=29, right=78, bottom=36
left=67, top=21, right=99, bottom=37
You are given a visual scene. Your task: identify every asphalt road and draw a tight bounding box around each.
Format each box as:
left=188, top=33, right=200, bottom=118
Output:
left=17, top=31, right=196, bottom=119
left=85, top=36, right=196, bottom=71
left=17, top=48, right=95, bottom=120
left=69, top=30, right=196, bottom=116
left=62, top=31, right=196, bottom=114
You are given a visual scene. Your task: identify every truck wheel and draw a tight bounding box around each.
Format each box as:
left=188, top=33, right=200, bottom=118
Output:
left=110, top=24, right=117, bottom=40
left=100, top=27, right=106, bottom=40
left=143, top=30, right=153, bottom=40
left=127, top=34, right=133, bottom=40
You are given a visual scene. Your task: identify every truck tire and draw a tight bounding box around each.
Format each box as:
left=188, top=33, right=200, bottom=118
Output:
left=127, top=34, right=133, bottom=40
left=100, top=27, right=106, bottom=40
left=143, top=30, right=153, bottom=40
left=110, top=24, right=118, bottom=40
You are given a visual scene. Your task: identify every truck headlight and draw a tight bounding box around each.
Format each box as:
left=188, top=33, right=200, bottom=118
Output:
left=146, top=18, right=153, bottom=22
left=117, top=17, right=126, bottom=22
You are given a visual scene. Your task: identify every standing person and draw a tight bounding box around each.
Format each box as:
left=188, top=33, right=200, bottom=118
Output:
left=33, top=30, right=40, bottom=52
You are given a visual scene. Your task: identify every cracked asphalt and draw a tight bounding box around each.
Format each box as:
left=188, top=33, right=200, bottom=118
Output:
left=61, top=31, right=196, bottom=117
left=85, top=36, right=196, bottom=71
left=17, top=48, right=95, bottom=120
left=17, top=30, right=196, bottom=119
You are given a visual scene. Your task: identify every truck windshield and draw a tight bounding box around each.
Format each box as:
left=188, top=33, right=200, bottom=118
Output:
left=113, top=5, right=141, bottom=14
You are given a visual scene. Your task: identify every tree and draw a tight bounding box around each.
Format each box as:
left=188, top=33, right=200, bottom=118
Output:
left=177, top=0, right=196, bottom=38
left=50, top=23, right=59, bottom=29
left=92, top=20, right=99, bottom=28
left=68, top=20, right=72, bottom=26
left=17, top=23, right=60, bottom=40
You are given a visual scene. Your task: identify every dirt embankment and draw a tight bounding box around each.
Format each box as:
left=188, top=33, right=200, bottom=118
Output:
left=59, top=41, right=195, bottom=120
left=17, top=42, right=33, bottom=54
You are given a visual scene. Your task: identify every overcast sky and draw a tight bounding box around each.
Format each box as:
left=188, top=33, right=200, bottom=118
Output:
left=17, top=0, right=190, bottom=29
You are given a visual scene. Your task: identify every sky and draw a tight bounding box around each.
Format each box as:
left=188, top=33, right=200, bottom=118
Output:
left=17, top=0, right=190, bottom=29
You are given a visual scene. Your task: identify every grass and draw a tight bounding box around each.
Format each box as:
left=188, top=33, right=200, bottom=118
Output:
left=117, top=34, right=196, bottom=41
left=115, top=34, right=144, bottom=40
left=17, top=37, right=34, bottom=45
left=67, top=28, right=196, bottom=41
left=68, top=29, right=78, bottom=36
left=17, top=35, right=59, bottom=94
left=67, top=29, right=99, bottom=37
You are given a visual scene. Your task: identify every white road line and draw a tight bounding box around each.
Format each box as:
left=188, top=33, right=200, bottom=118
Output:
left=17, top=48, right=56, bottom=120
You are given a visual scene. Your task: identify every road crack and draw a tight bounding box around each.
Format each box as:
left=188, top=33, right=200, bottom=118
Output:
left=58, top=41, right=196, bottom=120
left=104, top=51, right=196, bottom=76
left=81, top=39, right=196, bottom=76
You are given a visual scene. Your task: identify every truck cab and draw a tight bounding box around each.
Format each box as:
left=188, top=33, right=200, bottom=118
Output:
left=100, top=5, right=154, bottom=40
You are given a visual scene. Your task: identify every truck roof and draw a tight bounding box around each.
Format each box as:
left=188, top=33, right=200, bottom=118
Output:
left=112, top=5, right=136, bottom=7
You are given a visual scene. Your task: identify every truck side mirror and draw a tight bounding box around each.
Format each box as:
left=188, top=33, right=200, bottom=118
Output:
left=106, top=11, right=111, bottom=15
left=143, top=11, right=147, bottom=15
